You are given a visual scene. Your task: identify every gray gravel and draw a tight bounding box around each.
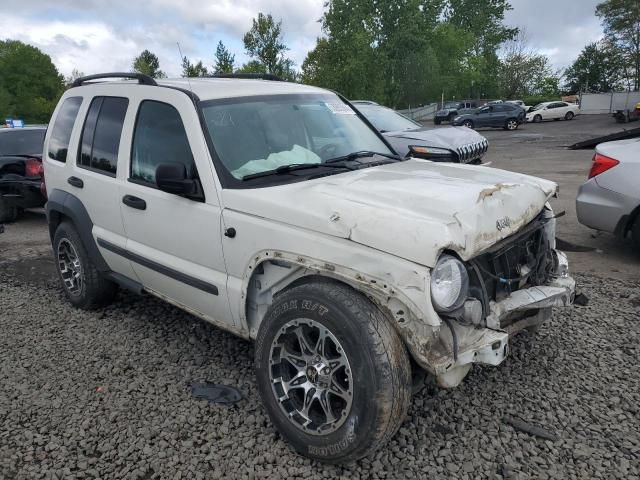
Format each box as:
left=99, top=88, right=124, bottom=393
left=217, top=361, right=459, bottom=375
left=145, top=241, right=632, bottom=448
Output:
left=1, top=256, right=639, bottom=479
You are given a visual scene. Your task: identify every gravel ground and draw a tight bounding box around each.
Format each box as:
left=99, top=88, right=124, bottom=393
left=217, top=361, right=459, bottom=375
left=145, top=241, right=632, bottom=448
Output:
left=1, top=257, right=639, bottom=479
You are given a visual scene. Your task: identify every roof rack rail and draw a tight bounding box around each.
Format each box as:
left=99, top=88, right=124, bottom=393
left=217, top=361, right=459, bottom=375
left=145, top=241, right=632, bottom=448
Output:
left=211, top=73, right=283, bottom=82
left=71, top=72, right=157, bottom=87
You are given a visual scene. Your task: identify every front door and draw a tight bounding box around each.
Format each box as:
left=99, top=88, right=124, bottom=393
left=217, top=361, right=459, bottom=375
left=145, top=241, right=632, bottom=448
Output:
left=117, top=88, right=233, bottom=328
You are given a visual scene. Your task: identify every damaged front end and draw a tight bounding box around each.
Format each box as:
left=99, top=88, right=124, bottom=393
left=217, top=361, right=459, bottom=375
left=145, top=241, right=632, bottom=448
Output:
left=424, top=206, right=575, bottom=388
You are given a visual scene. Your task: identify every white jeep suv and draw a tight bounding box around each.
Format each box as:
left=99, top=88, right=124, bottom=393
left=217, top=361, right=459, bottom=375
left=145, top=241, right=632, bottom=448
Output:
left=43, top=73, right=575, bottom=463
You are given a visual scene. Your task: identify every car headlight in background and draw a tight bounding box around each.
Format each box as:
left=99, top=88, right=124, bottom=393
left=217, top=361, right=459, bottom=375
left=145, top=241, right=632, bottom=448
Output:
left=430, top=255, right=469, bottom=312
left=409, top=145, right=453, bottom=160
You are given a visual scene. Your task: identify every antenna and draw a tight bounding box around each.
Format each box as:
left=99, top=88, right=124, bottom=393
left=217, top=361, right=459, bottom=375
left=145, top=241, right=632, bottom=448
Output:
left=176, top=42, right=194, bottom=95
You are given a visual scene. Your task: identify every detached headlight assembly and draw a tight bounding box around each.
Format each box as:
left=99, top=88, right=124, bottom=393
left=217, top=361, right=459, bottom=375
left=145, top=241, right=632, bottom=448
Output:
left=409, top=145, right=453, bottom=159
left=430, top=255, right=469, bottom=312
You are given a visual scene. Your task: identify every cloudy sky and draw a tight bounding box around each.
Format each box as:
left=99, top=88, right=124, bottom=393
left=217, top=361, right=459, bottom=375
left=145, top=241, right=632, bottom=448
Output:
left=3, top=0, right=605, bottom=78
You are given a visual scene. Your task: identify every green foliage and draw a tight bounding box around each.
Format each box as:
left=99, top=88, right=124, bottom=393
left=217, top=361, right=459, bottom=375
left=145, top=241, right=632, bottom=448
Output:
left=596, top=0, right=640, bottom=90
left=302, top=0, right=518, bottom=108
left=564, top=41, right=625, bottom=93
left=0, top=40, right=64, bottom=123
left=242, top=12, right=296, bottom=78
left=214, top=41, right=235, bottom=74
left=132, top=50, right=166, bottom=78
left=182, top=57, right=209, bottom=77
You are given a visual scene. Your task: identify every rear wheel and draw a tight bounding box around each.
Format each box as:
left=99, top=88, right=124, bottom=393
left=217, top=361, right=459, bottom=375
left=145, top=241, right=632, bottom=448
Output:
left=0, top=198, right=18, bottom=223
left=462, top=119, right=474, bottom=129
left=533, top=114, right=542, bottom=123
left=255, top=281, right=411, bottom=463
left=53, top=221, right=117, bottom=309
left=505, top=118, right=519, bottom=131
left=632, top=216, right=640, bottom=251
left=565, top=111, right=575, bottom=120
left=434, top=118, right=441, bottom=125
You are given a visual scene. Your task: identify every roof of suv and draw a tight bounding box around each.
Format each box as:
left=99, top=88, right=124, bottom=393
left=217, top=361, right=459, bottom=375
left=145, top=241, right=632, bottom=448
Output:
left=75, top=77, right=328, bottom=102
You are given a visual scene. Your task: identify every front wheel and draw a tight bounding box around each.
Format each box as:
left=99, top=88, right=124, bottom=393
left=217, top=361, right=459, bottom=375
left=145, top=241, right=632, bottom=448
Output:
left=505, top=118, right=519, bottom=131
left=565, top=111, right=575, bottom=120
left=255, top=281, right=411, bottom=463
left=533, top=114, right=542, bottom=123
left=462, top=119, right=474, bottom=129
left=434, top=118, right=441, bottom=125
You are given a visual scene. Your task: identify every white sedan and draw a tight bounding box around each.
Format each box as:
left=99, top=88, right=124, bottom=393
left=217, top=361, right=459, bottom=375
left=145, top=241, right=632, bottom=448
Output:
left=527, top=101, right=580, bottom=123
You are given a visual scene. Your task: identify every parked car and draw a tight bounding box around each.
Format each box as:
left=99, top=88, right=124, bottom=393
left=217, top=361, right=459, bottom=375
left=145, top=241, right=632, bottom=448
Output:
left=44, top=72, right=574, bottom=463
left=506, top=100, right=531, bottom=112
left=352, top=101, right=489, bottom=164
left=526, top=101, right=580, bottom=123
left=0, top=125, right=47, bottom=222
left=452, top=103, right=525, bottom=130
left=434, top=101, right=477, bottom=125
left=576, top=138, right=640, bottom=249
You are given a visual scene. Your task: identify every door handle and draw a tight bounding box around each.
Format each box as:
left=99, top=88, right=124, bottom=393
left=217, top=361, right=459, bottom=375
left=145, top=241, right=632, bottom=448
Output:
left=122, top=195, right=146, bottom=210
left=67, top=176, right=84, bottom=188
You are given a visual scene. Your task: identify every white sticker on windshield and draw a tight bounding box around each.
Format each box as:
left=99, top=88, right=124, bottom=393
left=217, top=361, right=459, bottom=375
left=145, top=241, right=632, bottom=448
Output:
left=324, top=101, right=356, bottom=115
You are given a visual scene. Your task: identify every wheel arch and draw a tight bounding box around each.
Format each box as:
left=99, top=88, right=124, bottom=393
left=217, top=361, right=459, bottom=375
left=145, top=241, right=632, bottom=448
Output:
left=240, top=250, right=440, bottom=370
left=46, top=189, right=110, bottom=272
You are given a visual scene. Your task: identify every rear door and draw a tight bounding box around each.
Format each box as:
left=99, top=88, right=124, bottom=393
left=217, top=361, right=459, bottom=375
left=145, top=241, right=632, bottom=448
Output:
left=117, top=88, right=233, bottom=328
left=490, top=105, right=509, bottom=126
left=66, top=95, right=137, bottom=279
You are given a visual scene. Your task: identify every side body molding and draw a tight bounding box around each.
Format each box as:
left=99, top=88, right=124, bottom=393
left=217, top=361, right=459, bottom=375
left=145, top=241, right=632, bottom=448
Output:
left=45, top=188, right=110, bottom=272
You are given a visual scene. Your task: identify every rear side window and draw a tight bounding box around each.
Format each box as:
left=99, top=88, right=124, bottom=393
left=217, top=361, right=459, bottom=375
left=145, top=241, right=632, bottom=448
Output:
left=78, top=96, right=128, bottom=176
left=48, top=97, right=82, bottom=162
left=130, top=100, right=196, bottom=185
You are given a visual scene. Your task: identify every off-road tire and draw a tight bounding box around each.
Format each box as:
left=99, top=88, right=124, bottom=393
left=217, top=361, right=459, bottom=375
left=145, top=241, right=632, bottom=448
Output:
left=565, top=111, right=575, bottom=120
left=632, top=216, right=640, bottom=251
left=434, top=118, right=441, bottom=125
left=0, top=198, right=18, bottom=223
left=255, top=281, right=412, bottom=463
left=53, top=221, right=117, bottom=309
left=533, top=114, right=542, bottom=123
left=462, top=119, right=474, bottom=129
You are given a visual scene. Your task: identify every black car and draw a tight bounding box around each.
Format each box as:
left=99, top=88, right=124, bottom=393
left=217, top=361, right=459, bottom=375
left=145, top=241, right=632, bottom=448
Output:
left=433, top=101, right=478, bottom=125
left=0, top=125, right=47, bottom=222
left=451, top=103, right=525, bottom=131
left=352, top=101, right=489, bottom=164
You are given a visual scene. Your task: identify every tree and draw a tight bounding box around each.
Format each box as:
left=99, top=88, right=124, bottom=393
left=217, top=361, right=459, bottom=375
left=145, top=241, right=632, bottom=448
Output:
left=498, top=32, right=556, bottom=98
left=596, top=0, right=640, bottom=90
left=64, top=68, right=85, bottom=87
left=214, top=41, right=235, bottom=74
left=132, top=50, right=165, bottom=78
left=242, top=13, right=295, bottom=77
left=564, top=41, right=625, bottom=93
left=181, top=57, right=209, bottom=77
left=0, top=40, right=64, bottom=123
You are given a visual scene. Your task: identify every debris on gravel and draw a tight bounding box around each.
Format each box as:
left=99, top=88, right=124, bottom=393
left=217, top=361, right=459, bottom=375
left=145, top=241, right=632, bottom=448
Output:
left=1, top=263, right=638, bottom=479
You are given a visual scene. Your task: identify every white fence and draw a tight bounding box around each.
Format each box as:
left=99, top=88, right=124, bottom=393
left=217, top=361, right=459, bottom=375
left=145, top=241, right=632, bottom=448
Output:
left=580, top=92, right=640, bottom=114
left=397, top=103, right=438, bottom=121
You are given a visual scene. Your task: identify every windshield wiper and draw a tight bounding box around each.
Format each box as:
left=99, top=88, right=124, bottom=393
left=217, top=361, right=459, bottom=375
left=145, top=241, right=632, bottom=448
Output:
left=325, top=150, right=402, bottom=165
left=241, top=162, right=354, bottom=181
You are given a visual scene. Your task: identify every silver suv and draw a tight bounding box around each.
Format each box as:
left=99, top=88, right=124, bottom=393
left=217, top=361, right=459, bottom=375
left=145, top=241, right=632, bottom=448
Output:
left=43, top=73, right=575, bottom=463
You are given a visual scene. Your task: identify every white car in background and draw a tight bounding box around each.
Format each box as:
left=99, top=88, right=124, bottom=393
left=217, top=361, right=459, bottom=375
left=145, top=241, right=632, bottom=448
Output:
left=527, top=101, right=580, bottom=123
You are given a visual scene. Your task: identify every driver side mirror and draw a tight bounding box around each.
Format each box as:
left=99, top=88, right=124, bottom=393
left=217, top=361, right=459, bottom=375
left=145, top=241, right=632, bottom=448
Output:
left=155, top=163, right=203, bottom=200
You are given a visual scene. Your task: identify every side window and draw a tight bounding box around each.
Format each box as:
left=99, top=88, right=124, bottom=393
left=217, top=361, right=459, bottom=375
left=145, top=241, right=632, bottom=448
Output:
left=78, top=96, right=128, bottom=176
left=48, top=96, right=82, bottom=162
left=130, top=100, right=196, bottom=185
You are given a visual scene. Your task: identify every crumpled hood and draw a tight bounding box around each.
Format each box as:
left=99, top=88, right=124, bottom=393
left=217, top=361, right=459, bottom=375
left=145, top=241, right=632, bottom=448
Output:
left=222, top=160, right=557, bottom=267
left=385, top=126, right=486, bottom=151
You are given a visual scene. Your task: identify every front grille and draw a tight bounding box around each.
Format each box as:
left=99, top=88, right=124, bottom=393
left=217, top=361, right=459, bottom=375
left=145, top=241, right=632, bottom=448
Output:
left=455, top=139, right=489, bottom=163
left=469, top=212, right=554, bottom=305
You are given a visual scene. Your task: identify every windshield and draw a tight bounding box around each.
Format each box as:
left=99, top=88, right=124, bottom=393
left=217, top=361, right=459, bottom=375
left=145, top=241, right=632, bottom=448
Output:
left=202, top=94, right=393, bottom=181
left=0, top=129, right=45, bottom=156
left=531, top=103, right=545, bottom=111
left=443, top=102, right=459, bottom=109
left=355, top=104, right=420, bottom=132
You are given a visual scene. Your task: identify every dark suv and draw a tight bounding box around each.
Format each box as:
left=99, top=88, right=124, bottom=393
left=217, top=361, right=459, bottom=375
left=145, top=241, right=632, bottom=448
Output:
left=452, top=103, right=526, bottom=131
left=434, top=101, right=477, bottom=124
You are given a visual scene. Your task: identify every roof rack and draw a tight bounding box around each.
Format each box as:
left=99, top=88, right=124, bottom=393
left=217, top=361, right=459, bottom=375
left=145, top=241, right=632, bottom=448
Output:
left=71, top=72, right=157, bottom=87
left=211, top=73, right=283, bottom=82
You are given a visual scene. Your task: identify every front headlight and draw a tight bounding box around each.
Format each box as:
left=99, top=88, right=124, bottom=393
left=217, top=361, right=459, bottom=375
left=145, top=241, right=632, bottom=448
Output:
left=430, top=255, right=469, bottom=312
left=410, top=145, right=453, bottom=159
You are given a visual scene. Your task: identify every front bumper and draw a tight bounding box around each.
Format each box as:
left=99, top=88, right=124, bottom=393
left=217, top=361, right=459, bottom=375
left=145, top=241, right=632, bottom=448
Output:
left=426, top=249, right=575, bottom=387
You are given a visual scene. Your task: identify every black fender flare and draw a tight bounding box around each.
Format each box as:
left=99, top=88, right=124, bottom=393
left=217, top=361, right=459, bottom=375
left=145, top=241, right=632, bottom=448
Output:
left=46, top=188, right=110, bottom=272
